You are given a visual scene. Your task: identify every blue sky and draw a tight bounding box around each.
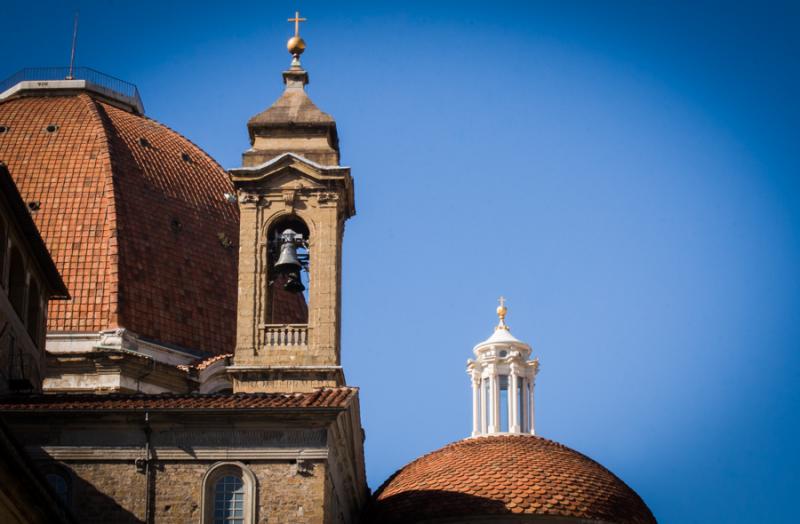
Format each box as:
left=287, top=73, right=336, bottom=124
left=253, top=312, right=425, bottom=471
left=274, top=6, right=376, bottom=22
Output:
left=3, top=1, right=799, bottom=522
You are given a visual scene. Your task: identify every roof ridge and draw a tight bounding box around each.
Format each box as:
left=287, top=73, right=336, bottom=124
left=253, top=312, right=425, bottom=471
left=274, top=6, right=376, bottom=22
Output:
left=76, top=94, right=122, bottom=328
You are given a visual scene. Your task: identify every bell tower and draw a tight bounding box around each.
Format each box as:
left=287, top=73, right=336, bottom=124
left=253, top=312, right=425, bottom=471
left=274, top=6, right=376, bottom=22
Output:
left=228, top=16, right=355, bottom=393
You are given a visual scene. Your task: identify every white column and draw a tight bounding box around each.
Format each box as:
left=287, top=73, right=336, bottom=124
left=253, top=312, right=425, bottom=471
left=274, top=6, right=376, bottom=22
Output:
left=529, top=376, right=536, bottom=435
left=521, top=377, right=529, bottom=432
left=509, top=372, right=520, bottom=433
left=488, top=373, right=498, bottom=433
left=471, top=374, right=481, bottom=437
left=480, top=377, right=488, bottom=434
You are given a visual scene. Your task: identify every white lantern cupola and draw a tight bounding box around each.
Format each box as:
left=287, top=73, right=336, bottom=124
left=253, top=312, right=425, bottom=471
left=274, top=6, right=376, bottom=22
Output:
left=467, top=298, right=539, bottom=437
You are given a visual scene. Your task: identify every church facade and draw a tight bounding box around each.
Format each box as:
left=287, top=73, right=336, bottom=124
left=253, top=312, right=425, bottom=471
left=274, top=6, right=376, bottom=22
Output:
left=0, top=18, right=366, bottom=524
left=0, top=14, right=655, bottom=524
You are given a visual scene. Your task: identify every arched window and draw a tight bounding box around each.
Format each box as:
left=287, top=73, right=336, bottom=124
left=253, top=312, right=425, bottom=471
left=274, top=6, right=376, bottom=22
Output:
left=45, top=471, right=70, bottom=506
left=8, top=246, right=26, bottom=317
left=201, top=462, right=256, bottom=524
left=26, top=278, right=41, bottom=345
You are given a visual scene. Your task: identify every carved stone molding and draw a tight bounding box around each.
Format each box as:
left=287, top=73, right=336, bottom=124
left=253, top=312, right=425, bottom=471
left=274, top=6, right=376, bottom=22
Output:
left=27, top=446, right=329, bottom=461
left=282, top=189, right=297, bottom=209
left=238, top=192, right=259, bottom=205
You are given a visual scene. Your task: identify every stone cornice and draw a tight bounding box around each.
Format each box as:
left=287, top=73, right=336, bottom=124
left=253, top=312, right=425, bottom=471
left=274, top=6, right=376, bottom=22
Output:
left=27, top=446, right=328, bottom=461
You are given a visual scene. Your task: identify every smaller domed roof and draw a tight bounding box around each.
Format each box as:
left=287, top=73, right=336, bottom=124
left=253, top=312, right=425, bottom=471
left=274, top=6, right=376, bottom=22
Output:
left=367, top=435, right=656, bottom=524
left=478, top=326, right=522, bottom=346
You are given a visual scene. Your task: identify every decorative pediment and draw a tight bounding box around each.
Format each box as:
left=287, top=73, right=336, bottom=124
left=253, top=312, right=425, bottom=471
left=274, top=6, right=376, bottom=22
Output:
left=229, top=153, right=354, bottom=217
left=229, top=152, right=349, bottom=184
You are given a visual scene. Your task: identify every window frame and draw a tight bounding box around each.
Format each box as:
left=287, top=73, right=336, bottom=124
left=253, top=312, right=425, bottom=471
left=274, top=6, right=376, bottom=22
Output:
left=42, top=465, right=73, bottom=510
left=200, top=462, right=257, bottom=524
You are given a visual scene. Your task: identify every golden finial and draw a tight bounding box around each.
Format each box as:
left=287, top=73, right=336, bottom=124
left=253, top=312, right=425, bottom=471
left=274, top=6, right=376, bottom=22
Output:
left=496, top=296, right=509, bottom=331
left=287, top=11, right=307, bottom=59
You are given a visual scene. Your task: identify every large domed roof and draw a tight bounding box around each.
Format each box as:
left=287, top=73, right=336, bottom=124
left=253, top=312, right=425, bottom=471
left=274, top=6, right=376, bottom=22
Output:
left=367, top=435, right=656, bottom=524
left=0, top=91, right=238, bottom=355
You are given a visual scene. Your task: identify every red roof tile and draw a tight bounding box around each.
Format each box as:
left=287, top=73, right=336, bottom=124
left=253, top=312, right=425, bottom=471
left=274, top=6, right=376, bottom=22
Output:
left=194, top=352, right=233, bottom=371
left=0, top=387, right=357, bottom=411
left=0, top=94, right=238, bottom=354
left=366, top=435, right=656, bottom=524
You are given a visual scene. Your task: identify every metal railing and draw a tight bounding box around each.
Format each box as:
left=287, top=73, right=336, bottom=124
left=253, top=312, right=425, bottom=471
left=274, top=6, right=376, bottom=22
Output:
left=262, top=324, right=308, bottom=347
left=0, top=67, right=141, bottom=101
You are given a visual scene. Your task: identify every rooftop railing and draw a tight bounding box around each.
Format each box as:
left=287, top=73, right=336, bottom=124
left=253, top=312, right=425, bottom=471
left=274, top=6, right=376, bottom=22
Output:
left=0, top=67, right=141, bottom=103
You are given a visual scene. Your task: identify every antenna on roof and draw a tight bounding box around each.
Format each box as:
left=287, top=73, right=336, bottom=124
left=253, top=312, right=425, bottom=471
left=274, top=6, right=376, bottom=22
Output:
left=67, top=12, right=79, bottom=80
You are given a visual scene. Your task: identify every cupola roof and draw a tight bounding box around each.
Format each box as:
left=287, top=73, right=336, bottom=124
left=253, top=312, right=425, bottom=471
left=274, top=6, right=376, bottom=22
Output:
left=472, top=297, right=530, bottom=354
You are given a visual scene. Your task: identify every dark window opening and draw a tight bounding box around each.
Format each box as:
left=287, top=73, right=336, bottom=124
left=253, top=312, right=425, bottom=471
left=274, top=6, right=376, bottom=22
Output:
left=26, top=279, right=40, bottom=345
left=8, top=247, right=26, bottom=317
left=266, top=215, right=309, bottom=325
left=499, top=375, right=509, bottom=432
left=0, top=216, right=6, bottom=287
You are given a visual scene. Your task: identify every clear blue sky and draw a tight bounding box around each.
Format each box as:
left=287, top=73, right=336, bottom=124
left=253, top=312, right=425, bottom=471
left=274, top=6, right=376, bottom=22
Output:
left=3, top=1, right=799, bottom=522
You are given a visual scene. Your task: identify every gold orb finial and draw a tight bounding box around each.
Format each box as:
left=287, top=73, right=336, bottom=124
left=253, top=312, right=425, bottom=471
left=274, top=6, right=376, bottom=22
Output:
left=287, top=11, right=308, bottom=58
left=496, top=296, right=509, bottom=330
left=287, top=36, right=306, bottom=56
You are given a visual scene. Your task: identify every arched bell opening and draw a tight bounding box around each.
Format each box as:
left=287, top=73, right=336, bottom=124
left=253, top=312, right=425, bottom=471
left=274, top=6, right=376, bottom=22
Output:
left=266, top=215, right=309, bottom=325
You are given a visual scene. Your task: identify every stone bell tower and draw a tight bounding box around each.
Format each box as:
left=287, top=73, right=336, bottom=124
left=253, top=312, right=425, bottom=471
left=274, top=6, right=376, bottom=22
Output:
left=228, top=17, right=355, bottom=393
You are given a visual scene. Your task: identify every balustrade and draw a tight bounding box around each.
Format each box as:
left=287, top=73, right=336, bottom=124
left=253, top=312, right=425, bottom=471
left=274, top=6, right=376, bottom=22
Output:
left=262, top=324, right=308, bottom=347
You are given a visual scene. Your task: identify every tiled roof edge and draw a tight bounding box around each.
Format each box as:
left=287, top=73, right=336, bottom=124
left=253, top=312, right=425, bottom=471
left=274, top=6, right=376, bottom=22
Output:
left=0, top=387, right=359, bottom=412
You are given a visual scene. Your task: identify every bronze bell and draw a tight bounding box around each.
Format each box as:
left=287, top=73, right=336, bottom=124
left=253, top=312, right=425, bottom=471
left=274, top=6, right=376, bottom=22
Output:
left=274, top=229, right=305, bottom=292
left=283, top=270, right=305, bottom=293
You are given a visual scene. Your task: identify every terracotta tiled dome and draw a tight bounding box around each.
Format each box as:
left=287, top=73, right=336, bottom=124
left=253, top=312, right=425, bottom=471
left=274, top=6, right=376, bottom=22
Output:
left=0, top=93, right=238, bottom=355
left=367, top=435, right=657, bottom=524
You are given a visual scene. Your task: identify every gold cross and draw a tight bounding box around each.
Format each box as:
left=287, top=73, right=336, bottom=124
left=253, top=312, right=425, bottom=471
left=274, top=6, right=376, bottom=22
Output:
left=288, top=11, right=307, bottom=37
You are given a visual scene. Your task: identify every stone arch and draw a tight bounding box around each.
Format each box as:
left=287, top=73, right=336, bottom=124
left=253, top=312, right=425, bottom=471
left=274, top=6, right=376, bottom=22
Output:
left=264, top=213, right=310, bottom=324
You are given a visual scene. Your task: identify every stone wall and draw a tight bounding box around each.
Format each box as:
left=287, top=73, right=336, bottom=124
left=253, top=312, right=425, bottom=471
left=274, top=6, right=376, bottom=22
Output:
left=55, top=459, right=332, bottom=524
left=1, top=394, right=366, bottom=523
left=250, top=460, right=327, bottom=524
left=65, top=462, right=145, bottom=523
